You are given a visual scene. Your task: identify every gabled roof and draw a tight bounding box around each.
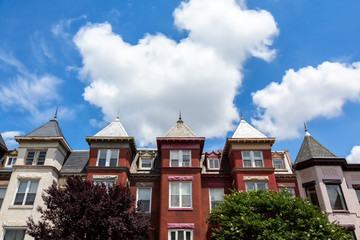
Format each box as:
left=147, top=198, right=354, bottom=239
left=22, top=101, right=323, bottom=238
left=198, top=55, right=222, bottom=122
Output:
left=94, top=117, right=128, bottom=137
left=164, top=117, right=197, bottom=137
left=232, top=117, right=267, bottom=138
left=25, top=118, right=64, bottom=137
left=294, top=131, right=336, bottom=164
left=0, top=134, right=7, bottom=151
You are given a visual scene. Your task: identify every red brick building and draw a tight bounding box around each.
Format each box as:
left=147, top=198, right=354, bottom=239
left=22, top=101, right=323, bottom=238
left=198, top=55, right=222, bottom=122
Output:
left=83, top=115, right=298, bottom=239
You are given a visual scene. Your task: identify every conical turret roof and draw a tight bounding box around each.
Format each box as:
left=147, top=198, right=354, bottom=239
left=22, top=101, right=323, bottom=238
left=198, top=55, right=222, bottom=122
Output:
left=25, top=118, right=64, bottom=137
left=295, top=130, right=336, bottom=164
left=164, top=116, right=197, bottom=137
left=232, top=117, right=267, bottom=138
left=94, top=117, right=128, bottom=137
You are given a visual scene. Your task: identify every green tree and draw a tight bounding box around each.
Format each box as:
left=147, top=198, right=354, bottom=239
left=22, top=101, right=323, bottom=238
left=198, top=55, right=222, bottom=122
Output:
left=207, top=190, right=351, bottom=240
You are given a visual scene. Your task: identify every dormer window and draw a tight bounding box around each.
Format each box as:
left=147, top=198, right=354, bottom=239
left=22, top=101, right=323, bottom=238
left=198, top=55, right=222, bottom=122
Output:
left=242, top=151, right=263, bottom=167
left=140, top=158, right=152, bottom=170
left=170, top=150, right=191, bottom=167
left=97, top=150, right=119, bottom=167
left=273, top=159, right=285, bottom=169
left=208, top=158, right=220, bottom=170
left=5, top=157, right=17, bottom=167
left=25, top=151, right=46, bottom=165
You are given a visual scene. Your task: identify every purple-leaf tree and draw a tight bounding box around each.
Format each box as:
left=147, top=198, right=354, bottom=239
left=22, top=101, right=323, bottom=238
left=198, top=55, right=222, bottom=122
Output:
left=27, top=176, right=151, bottom=240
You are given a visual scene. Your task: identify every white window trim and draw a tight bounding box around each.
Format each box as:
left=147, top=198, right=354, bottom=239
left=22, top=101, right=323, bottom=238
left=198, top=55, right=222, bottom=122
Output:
left=170, top=150, right=191, bottom=167
left=272, top=159, right=285, bottom=169
left=245, top=182, right=268, bottom=192
left=25, top=150, right=47, bottom=165
left=96, top=149, right=119, bottom=167
left=13, top=180, right=39, bottom=206
left=169, top=182, right=192, bottom=208
left=136, top=187, right=152, bottom=213
left=207, top=158, right=220, bottom=170
left=209, top=188, right=224, bottom=210
left=140, top=158, right=153, bottom=170
left=5, top=157, right=17, bottom=168
left=242, top=151, right=264, bottom=168
left=168, top=229, right=193, bottom=240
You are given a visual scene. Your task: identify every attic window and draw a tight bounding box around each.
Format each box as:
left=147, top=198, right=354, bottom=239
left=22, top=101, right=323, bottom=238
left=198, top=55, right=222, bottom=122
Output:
left=25, top=151, right=47, bottom=165
left=140, top=159, right=152, bottom=170
left=208, top=158, right=220, bottom=170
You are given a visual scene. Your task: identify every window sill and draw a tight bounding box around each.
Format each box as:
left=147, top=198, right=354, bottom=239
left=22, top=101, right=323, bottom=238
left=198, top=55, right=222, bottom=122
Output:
left=168, top=207, right=193, bottom=211
left=332, top=210, right=349, bottom=214
left=9, top=205, right=34, bottom=210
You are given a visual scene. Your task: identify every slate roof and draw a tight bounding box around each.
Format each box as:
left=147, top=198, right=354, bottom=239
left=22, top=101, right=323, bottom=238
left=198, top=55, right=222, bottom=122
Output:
left=0, top=134, right=7, bottom=151
left=232, top=117, right=267, bottom=138
left=94, top=117, right=128, bottom=137
left=164, top=117, right=197, bottom=137
left=25, top=118, right=64, bottom=137
left=294, top=131, right=336, bottom=164
left=61, top=150, right=89, bottom=173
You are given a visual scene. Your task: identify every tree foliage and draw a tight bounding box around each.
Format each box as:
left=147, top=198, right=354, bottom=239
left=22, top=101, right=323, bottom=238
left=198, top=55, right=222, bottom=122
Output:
left=208, top=190, right=352, bottom=240
left=27, top=176, right=151, bottom=240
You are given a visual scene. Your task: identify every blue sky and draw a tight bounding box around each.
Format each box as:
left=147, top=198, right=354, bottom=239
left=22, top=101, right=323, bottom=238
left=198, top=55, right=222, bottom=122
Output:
left=1, top=0, right=360, bottom=163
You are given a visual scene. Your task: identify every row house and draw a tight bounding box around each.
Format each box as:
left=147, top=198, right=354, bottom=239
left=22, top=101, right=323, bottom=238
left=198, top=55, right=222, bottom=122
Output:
left=1, top=113, right=357, bottom=239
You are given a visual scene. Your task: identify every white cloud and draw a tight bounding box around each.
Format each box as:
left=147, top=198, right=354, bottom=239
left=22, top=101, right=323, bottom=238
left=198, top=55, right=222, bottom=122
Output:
left=347, top=146, right=360, bottom=163
left=1, top=131, right=23, bottom=149
left=52, top=15, right=87, bottom=39
left=252, top=61, right=360, bottom=140
left=74, top=0, right=278, bottom=146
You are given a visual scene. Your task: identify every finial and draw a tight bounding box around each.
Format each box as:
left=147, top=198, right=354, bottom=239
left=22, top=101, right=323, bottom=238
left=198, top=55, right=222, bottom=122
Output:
left=304, top=123, right=310, bottom=136
left=241, top=111, right=243, bottom=120
left=117, top=108, right=120, bottom=119
left=54, top=107, right=58, bottom=119
left=177, top=110, right=183, bottom=123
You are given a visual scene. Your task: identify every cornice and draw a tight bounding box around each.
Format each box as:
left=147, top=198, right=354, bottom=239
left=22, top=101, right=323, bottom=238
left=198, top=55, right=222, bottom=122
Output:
left=231, top=167, right=275, bottom=174
left=12, top=165, right=60, bottom=176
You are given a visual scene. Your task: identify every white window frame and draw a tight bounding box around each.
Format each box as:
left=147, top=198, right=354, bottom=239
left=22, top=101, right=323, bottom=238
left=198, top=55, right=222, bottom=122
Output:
left=25, top=150, right=47, bottom=165
left=140, top=158, right=152, bottom=170
left=209, top=188, right=224, bottom=210
left=5, top=157, right=17, bottom=168
left=136, top=187, right=152, bottom=213
left=96, top=149, right=119, bottom=167
left=245, top=182, right=268, bottom=192
left=169, top=182, right=192, bottom=208
left=2, top=228, right=26, bottom=240
left=242, top=151, right=264, bottom=167
left=13, top=180, right=39, bottom=205
left=208, top=158, right=220, bottom=170
left=168, top=229, right=193, bottom=240
left=272, top=159, right=285, bottom=169
left=93, top=180, right=116, bottom=189
left=170, top=150, right=191, bottom=167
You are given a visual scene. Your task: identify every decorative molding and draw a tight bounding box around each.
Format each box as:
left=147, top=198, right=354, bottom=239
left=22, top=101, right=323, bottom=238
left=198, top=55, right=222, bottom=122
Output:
left=322, top=179, right=342, bottom=184
left=167, top=223, right=195, bottom=229
left=277, top=182, right=296, bottom=188
left=93, top=175, right=118, bottom=180
left=136, top=182, right=154, bottom=187
left=231, top=167, right=275, bottom=174
left=168, top=207, right=193, bottom=211
left=168, top=176, right=193, bottom=181
left=243, top=176, right=269, bottom=181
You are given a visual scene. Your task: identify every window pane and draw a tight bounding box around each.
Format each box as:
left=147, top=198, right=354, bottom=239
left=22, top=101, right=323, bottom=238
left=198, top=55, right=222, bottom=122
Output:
left=25, top=193, right=36, bottom=205
left=242, top=151, right=250, bottom=159
left=257, top=182, right=267, bottom=190
left=182, top=159, right=190, bottom=167
left=141, top=159, right=152, bottom=169
left=254, top=160, right=263, bottom=167
left=110, top=150, right=118, bottom=166
left=214, top=159, right=219, bottom=169
left=138, top=188, right=150, bottom=200
left=29, top=181, right=39, bottom=193
left=182, top=195, right=191, bottom=207
left=246, top=182, right=255, bottom=192
left=171, top=195, right=179, bottom=207
left=326, top=185, right=347, bottom=210
left=17, top=181, right=28, bottom=193
left=186, top=231, right=191, bottom=240
left=243, top=160, right=251, bottom=167
left=26, top=152, right=35, bottom=165
left=356, top=190, right=360, bottom=204
left=273, top=160, right=284, bottom=169
left=170, top=159, right=179, bottom=167
left=253, top=151, right=262, bottom=159
left=182, top=151, right=190, bottom=167
left=306, top=186, right=319, bottom=207
left=181, top=183, right=191, bottom=195
left=14, top=193, right=25, bottom=205
left=98, top=150, right=106, bottom=166
left=4, top=230, right=25, bottom=240
left=37, top=151, right=46, bottom=165
left=170, top=232, right=176, bottom=240
left=178, top=231, right=184, bottom=240
left=0, top=187, right=6, bottom=208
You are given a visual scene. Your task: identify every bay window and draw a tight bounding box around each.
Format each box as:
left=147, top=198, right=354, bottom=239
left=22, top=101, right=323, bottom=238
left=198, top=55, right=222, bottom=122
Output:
left=170, top=182, right=192, bottom=208
left=170, top=150, right=191, bottom=167
left=97, top=149, right=118, bottom=167
left=326, top=184, right=347, bottom=210
left=242, top=151, right=264, bottom=167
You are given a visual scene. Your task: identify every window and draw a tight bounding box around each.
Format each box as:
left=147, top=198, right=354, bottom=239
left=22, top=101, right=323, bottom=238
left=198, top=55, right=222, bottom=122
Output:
left=326, top=185, right=347, bottom=210
left=242, top=151, right=264, bottom=167
left=93, top=180, right=115, bottom=189
left=245, top=182, right=267, bottom=192
left=25, top=151, right=46, bottom=165
left=305, top=186, right=319, bottom=207
left=344, top=230, right=356, bottom=240
left=209, top=188, right=224, bottom=210
left=272, top=159, right=284, bottom=169
left=137, top=188, right=151, bottom=213
left=0, top=187, right=7, bottom=208
left=170, top=150, right=191, bottom=167
left=5, top=157, right=16, bottom=167
left=14, top=181, right=39, bottom=205
left=279, top=187, right=295, bottom=196
left=170, top=182, right=191, bottom=208
left=3, top=229, right=25, bottom=240
left=356, top=189, right=360, bottom=204
left=168, top=229, right=193, bottom=240
left=140, top=159, right=152, bottom=170
left=208, top=158, right=220, bottom=169
left=97, top=150, right=118, bottom=167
